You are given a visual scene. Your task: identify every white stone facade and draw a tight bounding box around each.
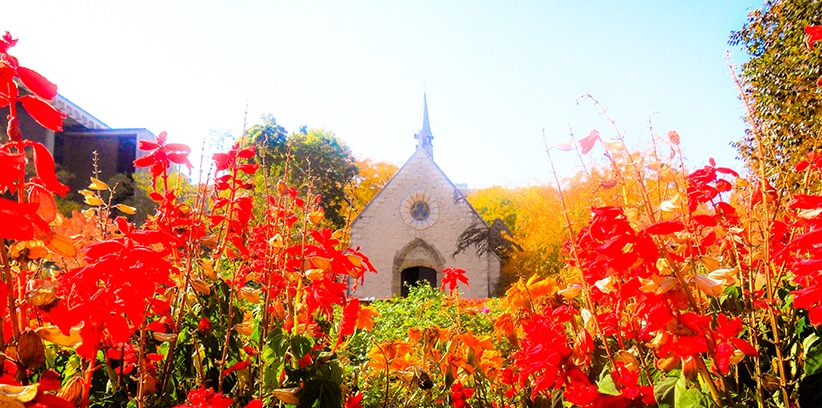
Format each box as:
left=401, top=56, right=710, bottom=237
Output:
left=349, top=147, right=501, bottom=299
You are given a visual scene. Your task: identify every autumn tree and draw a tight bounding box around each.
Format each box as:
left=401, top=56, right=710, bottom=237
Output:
left=729, top=0, right=822, bottom=189
left=342, top=157, right=398, bottom=221
left=246, top=115, right=358, bottom=228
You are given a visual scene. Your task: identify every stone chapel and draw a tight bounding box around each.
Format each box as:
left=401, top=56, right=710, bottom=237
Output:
left=348, top=95, right=501, bottom=299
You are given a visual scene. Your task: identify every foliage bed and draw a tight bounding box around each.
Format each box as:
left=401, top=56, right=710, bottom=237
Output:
left=2, top=21, right=822, bottom=408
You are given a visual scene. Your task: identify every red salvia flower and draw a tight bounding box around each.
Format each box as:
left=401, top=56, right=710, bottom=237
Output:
left=441, top=267, right=469, bottom=295
left=134, top=131, right=193, bottom=187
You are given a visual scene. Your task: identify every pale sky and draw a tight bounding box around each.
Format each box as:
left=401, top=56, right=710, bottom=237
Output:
left=5, top=1, right=760, bottom=188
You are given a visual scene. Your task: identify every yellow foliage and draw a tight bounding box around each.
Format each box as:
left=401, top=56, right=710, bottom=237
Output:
left=502, top=274, right=559, bottom=312
left=343, top=158, right=398, bottom=220
left=367, top=340, right=416, bottom=372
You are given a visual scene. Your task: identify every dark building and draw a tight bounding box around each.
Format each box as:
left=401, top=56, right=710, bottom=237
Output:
left=1, top=90, right=153, bottom=197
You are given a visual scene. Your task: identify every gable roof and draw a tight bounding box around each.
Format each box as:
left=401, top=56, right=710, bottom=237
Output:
left=351, top=146, right=490, bottom=231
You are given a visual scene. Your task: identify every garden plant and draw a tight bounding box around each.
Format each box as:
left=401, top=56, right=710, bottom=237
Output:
left=1, top=23, right=822, bottom=408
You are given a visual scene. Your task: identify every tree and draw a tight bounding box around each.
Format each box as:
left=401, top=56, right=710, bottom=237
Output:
left=729, top=0, right=822, bottom=189
left=246, top=115, right=358, bottom=228
left=342, top=158, right=398, bottom=221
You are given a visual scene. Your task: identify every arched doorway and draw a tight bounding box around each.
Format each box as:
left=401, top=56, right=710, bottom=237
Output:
left=393, top=238, right=445, bottom=297
left=400, top=266, right=437, bottom=297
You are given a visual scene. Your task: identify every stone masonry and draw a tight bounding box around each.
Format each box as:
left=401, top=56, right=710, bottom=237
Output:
left=348, top=96, right=500, bottom=299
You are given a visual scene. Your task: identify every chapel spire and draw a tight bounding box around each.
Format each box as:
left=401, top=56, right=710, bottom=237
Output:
left=414, top=93, right=434, bottom=158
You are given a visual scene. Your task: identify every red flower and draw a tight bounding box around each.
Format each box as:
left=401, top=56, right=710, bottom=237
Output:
left=441, top=267, right=469, bottom=295
left=198, top=317, right=211, bottom=332
left=450, top=381, right=474, bottom=408
left=133, top=131, right=192, bottom=187
left=174, top=387, right=233, bottom=408
left=344, top=392, right=363, bottom=408
left=806, top=25, right=822, bottom=49
left=0, top=32, right=65, bottom=134
left=244, top=400, right=263, bottom=408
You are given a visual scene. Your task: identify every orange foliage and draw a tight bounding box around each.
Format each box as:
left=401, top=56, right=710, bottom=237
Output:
left=343, top=158, right=398, bottom=222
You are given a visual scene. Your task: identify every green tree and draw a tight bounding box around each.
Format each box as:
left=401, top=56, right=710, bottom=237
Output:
left=247, top=115, right=358, bottom=228
left=730, top=0, right=822, bottom=189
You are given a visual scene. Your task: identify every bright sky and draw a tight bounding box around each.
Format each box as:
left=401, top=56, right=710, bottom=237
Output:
left=5, top=1, right=760, bottom=188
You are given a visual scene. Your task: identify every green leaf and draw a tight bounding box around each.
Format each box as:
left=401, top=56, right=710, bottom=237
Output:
left=291, top=335, right=314, bottom=361
left=300, top=378, right=342, bottom=408
left=315, top=360, right=343, bottom=384
left=676, top=388, right=713, bottom=408
left=596, top=374, right=620, bottom=396
left=804, top=333, right=822, bottom=377
left=674, top=374, right=713, bottom=407
left=654, top=376, right=678, bottom=408
left=263, top=329, right=288, bottom=390
left=62, top=355, right=81, bottom=380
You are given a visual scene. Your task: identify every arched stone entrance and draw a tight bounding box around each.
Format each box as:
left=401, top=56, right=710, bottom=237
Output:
left=399, top=266, right=437, bottom=297
left=393, top=238, right=445, bottom=297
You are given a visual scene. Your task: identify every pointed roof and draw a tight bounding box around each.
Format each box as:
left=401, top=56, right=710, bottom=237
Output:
left=414, top=93, right=434, bottom=158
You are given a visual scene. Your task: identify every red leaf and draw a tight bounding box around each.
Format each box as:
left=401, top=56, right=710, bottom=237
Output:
left=790, top=194, right=822, bottom=210
left=17, top=66, right=58, bottom=100
left=0, top=150, right=25, bottom=193
left=238, top=163, right=259, bottom=175
left=715, top=179, right=733, bottom=193
left=222, top=361, right=250, bottom=376
left=168, top=152, right=192, bottom=169
left=29, top=141, right=70, bottom=196
left=138, top=140, right=160, bottom=151
left=212, top=152, right=230, bottom=171
left=806, top=25, right=822, bottom=49
left=643, top=220, right=684, bottom=235
left=18, top=95, right=65, bottom=131
left=133, top=154, right=156, bottom=168
left=579, top=130, right=600, bottom=155
left=163, top=143, right=190, bottom=153
left=0, top=197, right=42, bottom=240
left=245, top=400, right=264, bottom=408
left=731, top=337, right=758, bottom=357
left=146, top=353, right=165, bottom=361
left=692, top=214, right=717, bottom=227
left=30, top=394, right=76, bottom=408
left=38, top=369, right=62, bottom=392
left=83, top=241, right=125, bottom=261
left=715, top=166, right=739, bottom=177
left=335, top=298, right=360, bottom=349
left=237, top=146, right=256, bottom=159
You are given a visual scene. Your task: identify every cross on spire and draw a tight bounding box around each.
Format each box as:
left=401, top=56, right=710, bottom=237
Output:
left=415, top=93, right=434, bottom=158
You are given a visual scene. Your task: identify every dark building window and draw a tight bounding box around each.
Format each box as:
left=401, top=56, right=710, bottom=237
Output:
left=117, top=135, right=137, bottom=174
left=400, top=267, right=437, bottom=297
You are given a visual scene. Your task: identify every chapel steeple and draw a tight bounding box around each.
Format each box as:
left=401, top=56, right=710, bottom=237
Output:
left=414, top=93, right=434, bottom=158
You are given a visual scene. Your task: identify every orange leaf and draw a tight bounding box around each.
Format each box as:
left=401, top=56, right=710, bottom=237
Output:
left=356, top=305, right=379, bottom=331
left=45, top=234, right=77, bottom=258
